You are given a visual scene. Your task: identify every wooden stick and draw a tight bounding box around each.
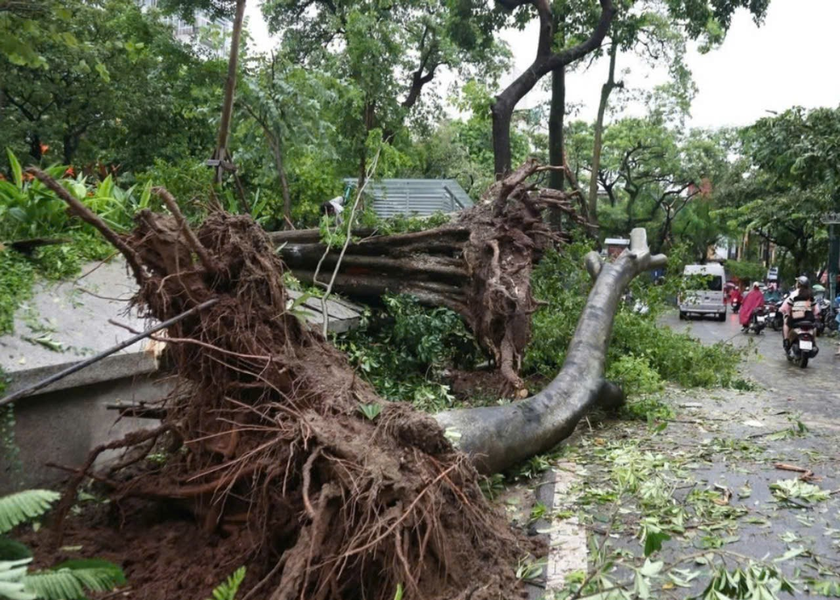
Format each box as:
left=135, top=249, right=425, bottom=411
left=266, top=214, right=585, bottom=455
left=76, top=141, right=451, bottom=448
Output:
left=153, top=186, right=221, bottom=273
left=0, top=298, right=218, bottom=408
left=26, top=167, right=147, bottom=284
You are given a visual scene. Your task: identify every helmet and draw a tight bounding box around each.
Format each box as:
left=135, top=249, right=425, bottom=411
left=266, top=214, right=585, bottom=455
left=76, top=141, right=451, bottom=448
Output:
left=797, top=276, right=810, bottom=288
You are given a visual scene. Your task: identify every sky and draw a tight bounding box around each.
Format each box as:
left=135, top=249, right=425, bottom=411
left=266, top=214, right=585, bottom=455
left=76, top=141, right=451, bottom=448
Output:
left=244, top=0, right=840, bottom=130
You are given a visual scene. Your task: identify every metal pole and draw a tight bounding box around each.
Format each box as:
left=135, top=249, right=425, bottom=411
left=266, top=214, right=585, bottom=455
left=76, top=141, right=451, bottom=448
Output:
left=0, top=299, right=218, bottom=408
left=829, top=223, right=838, bottom=304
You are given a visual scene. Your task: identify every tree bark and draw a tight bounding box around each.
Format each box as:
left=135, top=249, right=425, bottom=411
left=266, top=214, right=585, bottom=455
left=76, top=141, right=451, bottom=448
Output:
left=588, top=38, right=620, bottom=228
left=492, top=0, right=616, bottom=177
left=548, top=66, right=566, bottom=192
left=435, top=228, right=666, bottom=474
left=266, top=133, right=293, bottom=229
left=548, top=6, right=566, bottom=193
left=212, top=0, right=247, bottom=188
left=272, top=161, right=589, bottom=392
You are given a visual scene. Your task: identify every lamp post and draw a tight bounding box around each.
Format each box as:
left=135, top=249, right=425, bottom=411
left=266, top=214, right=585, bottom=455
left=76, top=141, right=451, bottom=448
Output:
left=823, top=211, right=840, bottom=304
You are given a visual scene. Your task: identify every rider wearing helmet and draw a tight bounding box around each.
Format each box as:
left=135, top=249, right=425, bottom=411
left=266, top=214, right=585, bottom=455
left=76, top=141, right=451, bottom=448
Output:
left=780, top=276, right=819, bottom=353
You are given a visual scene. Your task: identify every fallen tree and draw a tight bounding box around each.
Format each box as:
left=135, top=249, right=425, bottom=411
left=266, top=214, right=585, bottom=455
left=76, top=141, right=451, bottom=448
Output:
left=30, top=168, right=530, bottom=600
left=271, top=159, right=589, bottom=393
left=436, top=227, right=666, bottom=474
left=28, top=165, right=664, bottom=600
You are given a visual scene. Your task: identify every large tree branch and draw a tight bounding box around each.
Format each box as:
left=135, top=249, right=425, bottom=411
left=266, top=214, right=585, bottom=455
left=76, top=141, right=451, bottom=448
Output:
left=492, top=0, right=616, bottom=175
left=436, top=228, right=666, bottom=474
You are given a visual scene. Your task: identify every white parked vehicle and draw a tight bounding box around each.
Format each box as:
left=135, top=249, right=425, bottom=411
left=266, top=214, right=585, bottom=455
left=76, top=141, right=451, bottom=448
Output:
left=679, top=263, right=727, bottom=322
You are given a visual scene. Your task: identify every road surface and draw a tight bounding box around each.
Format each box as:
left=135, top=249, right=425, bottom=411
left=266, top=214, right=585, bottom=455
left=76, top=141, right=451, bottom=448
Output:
left=665, top=310, right=838, bottom=427
left=547, top=310, right=840, bottom=598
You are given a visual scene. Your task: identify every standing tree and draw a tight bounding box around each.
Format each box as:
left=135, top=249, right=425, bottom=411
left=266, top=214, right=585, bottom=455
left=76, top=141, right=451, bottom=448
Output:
left=492, top=0, right=617, bottom=177
left=582, top=0, right=771, bottom=227
left=717, top=107, right=840, bottom=276
left=238, top=55, right=336, bottom=228
left=263, top=0, right=509, bottom=184
left=0, top=0, right=207, bottom=166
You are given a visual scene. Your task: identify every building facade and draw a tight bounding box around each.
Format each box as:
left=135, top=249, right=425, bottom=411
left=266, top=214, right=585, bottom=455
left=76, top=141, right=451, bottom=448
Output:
left=138, top=0, right=232, bottom=57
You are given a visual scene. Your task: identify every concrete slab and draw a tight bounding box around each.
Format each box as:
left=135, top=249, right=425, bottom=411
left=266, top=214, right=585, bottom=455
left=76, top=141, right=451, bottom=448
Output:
left=0, top=373, right=171, bottom=494
left=286, top=289, right=364, bottom=333
left=1, top=261, right=365, bottom=401
left=0, top=258, right=156, bottom=399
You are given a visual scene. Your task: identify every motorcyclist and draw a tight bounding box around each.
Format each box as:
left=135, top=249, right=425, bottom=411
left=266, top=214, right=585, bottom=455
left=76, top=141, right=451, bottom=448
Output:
left=780, top=276, right=820, bottom=354
left=739, top=282, right=765, bottom=331
left=729, top=285, right=743, bottom=312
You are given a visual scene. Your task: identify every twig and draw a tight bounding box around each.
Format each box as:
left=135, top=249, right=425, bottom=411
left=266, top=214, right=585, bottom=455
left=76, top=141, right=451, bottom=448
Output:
left=73, top=285, right=132, bottom=302
left=108, top=319, right=272, bottom=362
left=27, top=167, right=147, bottom=284
left=774, top=462, right=817, bottom=481
left=73, top=250, right=119, bottom=283
left=319, top=146, right=383, bottom=337
left=570, top=505, right=621, bottom=600
left=0, top=299, right=218, bottom=407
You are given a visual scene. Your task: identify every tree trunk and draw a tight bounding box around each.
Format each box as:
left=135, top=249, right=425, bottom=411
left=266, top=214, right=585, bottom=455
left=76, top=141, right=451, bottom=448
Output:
left=266, top=133, right=293, bottom=229
left=491, top=99, right=515, bottom=179
left=491, top=0, right=616, bottom=178
left=548, top=66, right=566, bottom=191
left=29, top=131, right=43, bottom=162
left=588, top=39, right=620, bottom=228
left=548, top=7, right=566, bottom=192
left=272, top=160, right=589, bottom=393
left=62, top=132, right=78, bottom=165
left=212, top=0, right=246, bottom=187
left=435, top=228, right=666, bottom=474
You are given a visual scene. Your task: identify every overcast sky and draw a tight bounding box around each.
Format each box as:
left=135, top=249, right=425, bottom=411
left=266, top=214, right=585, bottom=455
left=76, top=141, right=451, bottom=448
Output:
left=244, top=0, right=840, bottom=130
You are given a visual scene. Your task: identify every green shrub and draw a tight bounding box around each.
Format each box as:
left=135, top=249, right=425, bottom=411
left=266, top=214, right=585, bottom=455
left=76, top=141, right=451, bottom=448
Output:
left=0, top=151, right=145, bottom=333
left=524, top=245, right=742, bottom=394
left=0, top=249, right=35, bottom=335
left=605, top=355, right=664, bottom=398
left=336, top=294, right=483, bottom=412
left=724, top=259, right=766, bottom=284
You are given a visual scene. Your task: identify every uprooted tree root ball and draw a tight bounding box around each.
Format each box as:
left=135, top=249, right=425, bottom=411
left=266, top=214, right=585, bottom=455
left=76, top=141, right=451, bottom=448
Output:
left=271, top=158, right=589, bottom=394
left=32, top=169, right=535, bottom=600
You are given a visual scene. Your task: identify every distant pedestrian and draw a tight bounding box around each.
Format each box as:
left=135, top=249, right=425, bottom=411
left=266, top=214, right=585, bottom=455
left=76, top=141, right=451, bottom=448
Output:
left=321, top=195, right=345, bottom=224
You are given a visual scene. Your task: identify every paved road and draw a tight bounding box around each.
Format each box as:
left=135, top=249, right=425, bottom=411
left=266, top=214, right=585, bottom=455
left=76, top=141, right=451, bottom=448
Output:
left=551, top=311, right=840, bottom=599
left=664, top=310, right=838, bottom=426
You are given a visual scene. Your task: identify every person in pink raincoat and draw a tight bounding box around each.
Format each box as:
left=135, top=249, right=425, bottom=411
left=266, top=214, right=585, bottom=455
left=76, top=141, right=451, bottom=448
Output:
left=739, top=282, right=765, bottom=329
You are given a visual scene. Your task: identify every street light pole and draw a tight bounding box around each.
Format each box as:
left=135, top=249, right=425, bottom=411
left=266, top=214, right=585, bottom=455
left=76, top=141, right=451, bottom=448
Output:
left=823, top=212, right=840, bottom=304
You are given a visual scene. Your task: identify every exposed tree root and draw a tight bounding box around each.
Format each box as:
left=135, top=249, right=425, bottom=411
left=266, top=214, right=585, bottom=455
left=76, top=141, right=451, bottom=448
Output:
left=30, top=167, right=531, bottom=600
left=271, top=158, right=588, bottom=393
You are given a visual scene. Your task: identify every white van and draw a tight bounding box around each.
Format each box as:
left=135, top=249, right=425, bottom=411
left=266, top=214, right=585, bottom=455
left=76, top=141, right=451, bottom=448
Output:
left=679, top=263, right=726, bottom=321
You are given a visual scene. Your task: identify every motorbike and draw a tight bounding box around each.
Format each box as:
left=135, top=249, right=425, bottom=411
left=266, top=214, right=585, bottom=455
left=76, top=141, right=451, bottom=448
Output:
left=786, top=319, right=819, bottom=368
left=731, top=298, right=741, bottom=314
left=742, top=304, right=768, bottom=335
left=815, top=298, right=838, bottom=335
left=768, top=299, right=784, bottom=331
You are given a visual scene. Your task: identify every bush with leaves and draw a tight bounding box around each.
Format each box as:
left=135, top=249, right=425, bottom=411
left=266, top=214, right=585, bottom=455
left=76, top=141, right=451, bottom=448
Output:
left=724, top=259, right=766, bottom=284
left=525, top=244, right=742, bottom=393
left=336, top=294, right=483, bottom=412
left=0, top=490, right=126, bottom=600
left=0, top=149, right=160, bottom=334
